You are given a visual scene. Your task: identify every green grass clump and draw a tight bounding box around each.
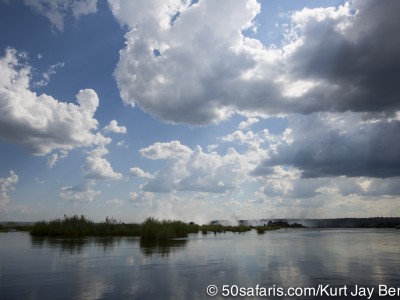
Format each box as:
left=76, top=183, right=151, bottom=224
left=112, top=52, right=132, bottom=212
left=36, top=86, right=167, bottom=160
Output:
left=256, top=227, right=266, bottom=234
left=140, top=217, right=190, bottom=240
left=31, top=215, right=94, bottom=236
left=224, top=225, right=252, bottom=233
left=92, top=217, right=141, bottom=236
left=31, top=215, right=189, bottom=239
left=199, top=224, right=252, bottom=234
left=31, top=215, right=141, bottom=237
left=254, top=220, right=306, bottom=234
left=200, top=224, right=224, bottom=234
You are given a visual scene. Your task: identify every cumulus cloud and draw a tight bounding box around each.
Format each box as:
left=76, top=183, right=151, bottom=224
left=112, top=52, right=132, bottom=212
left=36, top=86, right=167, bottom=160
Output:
left=113, top=0, right=260, bottom=124
left=24, top=0, right=98, bottom=31
left=207, top=144, right=218, bottom=152
left=103, top=120, right=127, bottom=134
left=0, top=170, right=18, bottom=208
left=254, top=174, right=400, bottom=216
left=47, top=150, right=68, bottom=168
left=112, top=0, right=400, bottom=124
left=107, top=0, right=194, bottom=29
left=140, top=140, right=191, bottom=160
left=61, top=146, right=121, bottom=205
left=138, top=141, right=256, bottom=194
left=60, top=180, right=100, bottom=203
left=238, top=117, right=259, bottom=131
left=82, top=146, right=122, bottom=180
left=280, top=0, right=400, bottom=116
left=0, top=48, right=110, bottom=156
left=129, top=191, right=154, bottom=207
left=254, top=113, right=400, bottom=178
left=218, top=116, right=400, bottom=202
left=129, top=116, right=400, bottom=216
left=239, top=112, right=400, bottom=205
left=130, top=167, right=155, bottom=179
left=260, top=177, right=326, bottom=200
left=178, top=146, right=249, bottom=193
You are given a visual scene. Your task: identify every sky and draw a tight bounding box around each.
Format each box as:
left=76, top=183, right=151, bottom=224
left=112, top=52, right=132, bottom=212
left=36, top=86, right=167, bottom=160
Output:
left=0, top=0, right=399, bottom=224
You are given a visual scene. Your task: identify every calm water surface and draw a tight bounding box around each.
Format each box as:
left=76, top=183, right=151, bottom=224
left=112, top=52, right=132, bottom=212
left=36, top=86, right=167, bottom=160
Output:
left=1, top=229, right=399, bottom=299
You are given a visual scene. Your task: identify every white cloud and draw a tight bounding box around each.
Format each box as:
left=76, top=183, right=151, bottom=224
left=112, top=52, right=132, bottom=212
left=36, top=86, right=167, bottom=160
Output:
left=82, top=146, right=122, bottom=180
left=116, top=140, right=128, bottom=148
left=112, top=0, right=262, bottom=124
left=140, top=140, right=191, bottom=160
left=60, top=180, right=100, bottom=203
left=24, top=0, right=98, bottom=31
left=107, top=0, right=194, bottom=29
left=103, top=120, right=127, bottom=134
left=130, top=114, right=400, bottom=217
left=34, top=62, right=64, bottom=88
left=138, top=141, right=256, bottom=194
left=0, top=48, right=110, bottom=156
left=61, top=145, right=122, bottom=205
left=238, top=117, right=259, bottom=131
left=47, top=149, right=68, bottom=168
left=130, top=167, right=155, bottom=179
left=129, top=191, right=154, bottom=207
left=0, top=170, right=18, bottom=208
left=222, top=130, right=257, bottom=144
left=177, top=146, right=249, bottom=193
left=260, top=176, right=326, bottom=200
left=71, top=0, right=97, bottom=18
left=207, top=144, right=218, bottom=153
left=112, top=1, right=400, bottom=124
left=252, top=173, right=400, bottom=219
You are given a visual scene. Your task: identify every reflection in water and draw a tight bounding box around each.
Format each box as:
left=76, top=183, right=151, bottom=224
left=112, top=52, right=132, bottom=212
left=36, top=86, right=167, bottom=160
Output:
left=140, top=239, right=187, bottom=257
left=1, top=229, right=400, bottom=300
left=30, top=236, right=128, bottom=253
left=30, top=235, right=187, bottom=256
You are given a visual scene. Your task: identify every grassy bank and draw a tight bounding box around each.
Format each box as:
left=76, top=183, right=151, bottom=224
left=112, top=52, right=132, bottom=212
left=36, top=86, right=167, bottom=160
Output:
left=28, top=215, right=302, bottom=240
left=140, top=217, right=197, bottom=240
left=31, top=215, right=140, bottom=237
left=255, top=221, right=305, bottom=234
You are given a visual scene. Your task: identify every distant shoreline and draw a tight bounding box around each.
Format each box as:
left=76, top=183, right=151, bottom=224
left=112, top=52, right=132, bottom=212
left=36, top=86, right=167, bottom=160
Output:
left=2, top=217, right=400, bottom=229
left=0, top=217, right=400, bottom=228
left=221, top=217, right=400, bottom=229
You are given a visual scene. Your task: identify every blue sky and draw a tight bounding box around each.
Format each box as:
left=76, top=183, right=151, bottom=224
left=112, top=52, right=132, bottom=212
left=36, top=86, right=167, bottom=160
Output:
left=1, top=0, right=399, bottom=223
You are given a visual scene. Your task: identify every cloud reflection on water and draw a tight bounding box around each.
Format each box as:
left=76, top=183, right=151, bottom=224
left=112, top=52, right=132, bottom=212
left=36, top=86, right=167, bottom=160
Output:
left=1, top=230, right=400, bottom=299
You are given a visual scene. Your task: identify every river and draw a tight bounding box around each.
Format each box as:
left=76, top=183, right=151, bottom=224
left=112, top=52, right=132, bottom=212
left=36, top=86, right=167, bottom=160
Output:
left=1, top=228, right=399, bottom=299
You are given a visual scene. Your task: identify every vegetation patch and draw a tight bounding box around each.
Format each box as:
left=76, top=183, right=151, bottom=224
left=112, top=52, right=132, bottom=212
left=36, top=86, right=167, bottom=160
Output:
left=31, top=215, right=140, bottom=237
left=140, top=217, right=191, bottom=240
left=28, top=215, right=305, bottom=240
left=255, top=221, right=306, bottom=234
